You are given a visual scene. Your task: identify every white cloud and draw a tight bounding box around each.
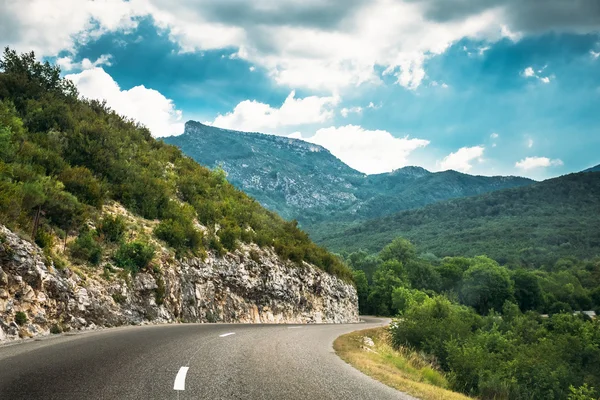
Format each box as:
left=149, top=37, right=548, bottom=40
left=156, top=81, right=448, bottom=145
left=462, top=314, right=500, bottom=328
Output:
left=523, top=66, right=535, bottom=77
left=0, top=0, right=138, bottom=56
left=522, top=66, right=552, bottom=83
left=367, top=101, right=382, bottom=109
left=249, top=66, right=255, bottom=72
left=302, top=125, right=429, bottom=174
left=56, top=54, right=113, bottom=72
left=209, top=91, right=339, bottom=133
left=490, top=132, right=499, bottom=139
left=527, top=138, right=534, bottom=148
left=0, top=0, right=516, bottom=92
left=439, top=146, right=485, bottom=173
left=591, top=50, right=600, bottom=59
left=66, top=68, right=184, bottom=137
left=515, top=157, right=563, bottom=170
left=340, top=106, right=363, bottom=118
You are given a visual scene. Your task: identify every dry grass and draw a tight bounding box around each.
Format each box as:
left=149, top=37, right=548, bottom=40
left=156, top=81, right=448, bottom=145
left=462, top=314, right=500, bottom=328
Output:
left=334, top=327, right=472, bottom=400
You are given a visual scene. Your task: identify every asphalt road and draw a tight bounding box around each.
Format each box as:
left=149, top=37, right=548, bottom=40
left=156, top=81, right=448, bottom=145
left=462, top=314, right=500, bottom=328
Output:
left=0, top=316, right=414, bottom=399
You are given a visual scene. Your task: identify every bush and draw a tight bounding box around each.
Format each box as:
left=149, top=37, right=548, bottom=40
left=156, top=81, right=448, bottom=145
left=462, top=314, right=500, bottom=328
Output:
left=15, top=311, right=27, bottom=326
left=218, top=225, right=239, bottom=251
left=154, top=218, right=203, bottom=256
left=98, top=215, right=126, bottom=243
left=112, top=293, right=126, bottom=304
left=114, top=241, right=155, bottom=273
left=69, top=230, right=103, bottom=265
left=34, top=227, right=54, bottom=249
left=209, top=235, right=226, bottom=256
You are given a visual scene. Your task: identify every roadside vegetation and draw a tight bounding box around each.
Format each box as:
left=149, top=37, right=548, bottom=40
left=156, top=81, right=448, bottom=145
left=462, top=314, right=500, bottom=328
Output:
left=0, top=48, right=352, bottom=282
left=340, top=237, right=600, bottom=399
left=334, top=327, right=471, bottom=400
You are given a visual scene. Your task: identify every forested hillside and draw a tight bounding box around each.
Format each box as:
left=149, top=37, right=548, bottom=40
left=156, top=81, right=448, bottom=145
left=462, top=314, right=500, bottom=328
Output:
left=0, top=48, right=352, bottom=281
left=165, top=123, right=533, bottom=234
left=345, top=236, right=600, bottom=399
left=583, top=164, right=600, bottom=172
left=323, top=171, right=600, bottom=265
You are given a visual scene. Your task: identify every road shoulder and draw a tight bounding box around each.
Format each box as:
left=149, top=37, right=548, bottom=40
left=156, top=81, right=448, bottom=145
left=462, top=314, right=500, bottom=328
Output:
left=334, top=326, right=472, bottom=400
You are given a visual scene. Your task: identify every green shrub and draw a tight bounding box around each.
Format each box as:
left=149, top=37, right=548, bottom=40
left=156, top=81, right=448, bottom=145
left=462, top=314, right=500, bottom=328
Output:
left=69, top=230, right=103, bottom=265
left=50, top=324, right=62, bottom=334
left=249, top=249, right=261, bottom=263
left=112, top=293, right=126, bottom=304
left=59, top=166, right=107, bottom=208
left=114, top=241, right=155, bottom=273
left=218, top=225, right=239, bottom=251
left=34, top=227, right=54, bottom=249
left=14, top=311, right=27, bottom=326
left=209, top=235, right=226, bottom=256
left=98, top=215, right=126, bottom=243
left=154, top=218, right=203, bottom=256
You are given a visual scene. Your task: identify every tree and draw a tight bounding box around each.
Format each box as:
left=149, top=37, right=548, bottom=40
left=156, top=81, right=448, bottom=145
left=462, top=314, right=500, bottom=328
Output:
left=367, top=260, right=406, bottom=315
left=353, top=270, right=370, bottom=314
left=460, top=256, right=514, bottom=314
left=512, top=269, right=544, bottom=312
left=379, top=237, right=416, bottom=264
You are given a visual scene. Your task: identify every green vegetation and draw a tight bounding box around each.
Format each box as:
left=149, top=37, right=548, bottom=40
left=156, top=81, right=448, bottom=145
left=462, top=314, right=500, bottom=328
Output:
left=391, top=297, right=600, bottom=399
left=334, top=327, right=471, bottom=400
left=0, top=48, right=352, bottom=282
left=69, top=229, right=103, bottom=265
left=98, top=215, right=126, bottom=243
left=165, top=123, right=533, bottom=231
left=325, top=172, right=600, bottom=265
left=113, top=241, right=155, bottom=274
left=343, top=236, right=600, bottom=399
left=14, top=311, right=27, bottom=326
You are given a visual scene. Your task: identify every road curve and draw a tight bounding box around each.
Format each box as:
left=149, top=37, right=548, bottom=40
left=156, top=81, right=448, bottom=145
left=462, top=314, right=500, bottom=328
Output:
left=0, top=316, right=414, bottom=399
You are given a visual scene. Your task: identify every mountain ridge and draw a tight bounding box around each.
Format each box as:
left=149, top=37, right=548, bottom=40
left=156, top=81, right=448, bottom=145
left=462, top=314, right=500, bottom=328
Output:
left=320, top=171, right=600, bottom=264
left=165, top=121, right=535, bottom=231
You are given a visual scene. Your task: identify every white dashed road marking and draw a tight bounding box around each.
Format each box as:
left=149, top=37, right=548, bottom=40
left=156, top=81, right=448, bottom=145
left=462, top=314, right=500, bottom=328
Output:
left=173, top=367, right=189, bottom=391
left=219, top=332, right=236, bottom=337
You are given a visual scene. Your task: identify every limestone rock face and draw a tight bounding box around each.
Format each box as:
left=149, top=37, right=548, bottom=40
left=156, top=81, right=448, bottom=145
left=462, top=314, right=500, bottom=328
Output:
left=0, top=225, right=358, bottom=342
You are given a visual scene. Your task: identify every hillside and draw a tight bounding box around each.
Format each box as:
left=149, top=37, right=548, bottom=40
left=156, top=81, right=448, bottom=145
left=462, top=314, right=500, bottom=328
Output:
left=0, top=49, right=360, bottom=340
left=165, top=121, right=365, bottom=220
left=164, top=123, right=534, bottom=231
left=321, top=172, right=600, bottom=264
left=583, top=164, right=600, bottom=172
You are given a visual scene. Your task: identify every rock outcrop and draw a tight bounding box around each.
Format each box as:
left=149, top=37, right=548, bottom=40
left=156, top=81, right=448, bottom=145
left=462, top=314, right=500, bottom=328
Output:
left=0, top=225, right=358, bottom=342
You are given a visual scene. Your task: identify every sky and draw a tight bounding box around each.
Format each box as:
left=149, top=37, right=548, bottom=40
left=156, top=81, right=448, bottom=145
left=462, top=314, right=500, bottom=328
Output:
left=1, top=0, right=599, bottom=179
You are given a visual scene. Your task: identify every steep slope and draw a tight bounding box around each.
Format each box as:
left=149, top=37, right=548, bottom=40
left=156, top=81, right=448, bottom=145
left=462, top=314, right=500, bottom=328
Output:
left=165, top=121, right=365, bottom=220
left=583, top=164, right=600, bottom=172
left=0, top=49, right=357, bottom=341
left=164, top=122, right=534, bottom=230
left=320, top=172, right=600, bottom=264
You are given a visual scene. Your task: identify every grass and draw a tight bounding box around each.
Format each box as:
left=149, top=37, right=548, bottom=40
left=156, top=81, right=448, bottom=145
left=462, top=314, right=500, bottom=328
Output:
left=334, top=327, right=471, bottom=400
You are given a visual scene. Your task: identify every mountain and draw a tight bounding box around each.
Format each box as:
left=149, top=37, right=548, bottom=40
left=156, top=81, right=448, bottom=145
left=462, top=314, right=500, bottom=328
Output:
left=583, top=164, right=600, bottom=172
left=164, top=121, right=366, bottom=220
left=320, top=171, right=600, bottom=264
left=0, top=49, right=357, bottom=342
left=165, top=122, right=535, bottom=233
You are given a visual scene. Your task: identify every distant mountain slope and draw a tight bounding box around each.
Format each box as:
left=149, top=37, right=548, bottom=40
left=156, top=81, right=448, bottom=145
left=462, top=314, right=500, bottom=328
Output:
left=165, top=122, right=535, bottom=230
left=165, top=121, right=366, bottom=220
left=320, top=172, right=600, bottom=264
left=583, top=164, right=600, bottom=172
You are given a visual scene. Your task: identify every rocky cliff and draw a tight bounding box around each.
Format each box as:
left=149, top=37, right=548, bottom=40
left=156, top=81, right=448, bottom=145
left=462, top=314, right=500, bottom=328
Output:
left=0, top=225, right=358, bottom=342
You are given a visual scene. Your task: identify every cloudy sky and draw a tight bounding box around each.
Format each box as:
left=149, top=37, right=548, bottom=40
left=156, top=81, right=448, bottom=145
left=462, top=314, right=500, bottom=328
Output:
left=2, top=0, right=599, bottom=178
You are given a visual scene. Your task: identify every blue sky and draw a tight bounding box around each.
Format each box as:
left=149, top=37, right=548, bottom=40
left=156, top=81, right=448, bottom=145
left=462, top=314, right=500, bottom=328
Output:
left=1, top=0, right=599, bottom=179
